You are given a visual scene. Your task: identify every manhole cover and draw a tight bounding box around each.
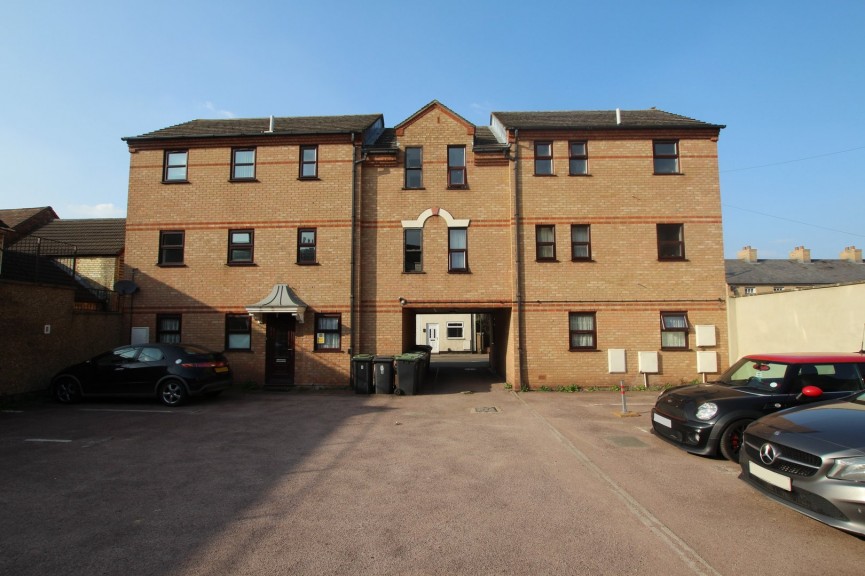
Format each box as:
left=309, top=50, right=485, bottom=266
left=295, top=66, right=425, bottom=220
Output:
left=472, top=406, right=500, bottom=413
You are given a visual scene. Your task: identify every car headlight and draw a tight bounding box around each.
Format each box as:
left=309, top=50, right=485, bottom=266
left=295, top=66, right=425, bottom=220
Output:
left=827, top=457, right=865, bottom=483
left=695, top=402, right=719, bottom=421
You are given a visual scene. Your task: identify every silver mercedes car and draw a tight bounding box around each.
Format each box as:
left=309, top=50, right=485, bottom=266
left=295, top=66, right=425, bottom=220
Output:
left=739, top=390, right=865, bottom=537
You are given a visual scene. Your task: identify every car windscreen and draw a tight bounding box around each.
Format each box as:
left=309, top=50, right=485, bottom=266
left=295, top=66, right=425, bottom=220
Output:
left=716, top=358, right=788, bottom=392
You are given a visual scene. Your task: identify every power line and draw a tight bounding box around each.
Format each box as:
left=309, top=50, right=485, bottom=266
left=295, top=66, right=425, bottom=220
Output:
left=721, top=145, right=865, bottom=173
left=722, top=203, right=865, bottom=238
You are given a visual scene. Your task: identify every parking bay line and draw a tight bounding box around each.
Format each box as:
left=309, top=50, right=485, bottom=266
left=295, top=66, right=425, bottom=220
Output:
left=79, top=408, right=187, bottom=414
left=25, top=438, right=73, bottom=443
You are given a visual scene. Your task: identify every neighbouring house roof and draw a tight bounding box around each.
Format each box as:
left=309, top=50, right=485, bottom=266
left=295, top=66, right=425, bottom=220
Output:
left=0, top=207, right=58, bottom=233
left=491, top=109, right=725, bottom=131
left=123, top=115, right=384, bottom=142
left=725, top=259, right=865, bottom=286
left=22, top=218, right=126, bottom=256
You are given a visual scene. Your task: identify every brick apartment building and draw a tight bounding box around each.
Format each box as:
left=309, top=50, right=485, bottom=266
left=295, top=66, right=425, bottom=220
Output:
left=121, top=101, right=727, bottom=389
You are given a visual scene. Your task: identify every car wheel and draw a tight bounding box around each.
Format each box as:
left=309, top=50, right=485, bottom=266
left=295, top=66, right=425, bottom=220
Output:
left=719, top=419, right=752, bottom=461
left=159, top=380, right=188, bottom=407
left=53, top=377, right=82, bottom=404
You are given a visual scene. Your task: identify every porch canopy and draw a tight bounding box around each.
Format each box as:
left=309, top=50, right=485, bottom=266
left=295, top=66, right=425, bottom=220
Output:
left=245, top=284, right=307, bottom=323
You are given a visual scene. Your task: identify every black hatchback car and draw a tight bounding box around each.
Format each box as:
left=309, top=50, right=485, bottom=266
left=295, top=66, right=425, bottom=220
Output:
left=651, top=353, right=865, bottom=461
left=51, top=343, right=233, bottom=407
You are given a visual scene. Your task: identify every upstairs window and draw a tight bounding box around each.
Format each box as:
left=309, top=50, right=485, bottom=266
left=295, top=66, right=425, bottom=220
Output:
left=534, top=141, right=553, bottom=175
left=298, top=228, right=317, bottom=264
left=657, top=224, right=685, bottom=260
left=157, top=314, right=182, bottom=344
left=404, top=229, right=423, bottom=273
left=314, top=313, right=341, bottom=351
left=158, top=230, right=185, bottom=265
left=405, top=147, right=423, bottom=189
left=231, top=148, right=256, bottom=180
left=163, top=150, right=188, bottom=182
left=448, top=228, right=468, bottom=272
left=653, top=140, right=680, bottom=174
left=569, top=141, right=588, bottom=175
left=447, top=146, right=467, bottom=188
left=661, top=312, right=689, bottom=349
left=228, top=229, right=254, bottom=264
left=225, top=314, right=252, bottom=350
left=569, top=312, right=597, bottom=350
left=536, top=225, right=556, bottom=261
left=300, top=145, right=318, bottom=179
left=571, top=224, right=591, bottom=260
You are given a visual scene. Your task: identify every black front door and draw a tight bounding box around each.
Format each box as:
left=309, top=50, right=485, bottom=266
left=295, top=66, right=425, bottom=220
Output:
left=266, top=314, right=295, bottom=385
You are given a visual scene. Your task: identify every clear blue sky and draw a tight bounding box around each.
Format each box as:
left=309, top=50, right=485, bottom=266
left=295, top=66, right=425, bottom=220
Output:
left=2, top=0, right=863, bottom=259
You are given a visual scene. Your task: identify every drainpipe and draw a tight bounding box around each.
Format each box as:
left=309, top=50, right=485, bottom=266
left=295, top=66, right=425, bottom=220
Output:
left=513, top=129, right=529, bottom=390
left=350, top=133, right=358, bottom=360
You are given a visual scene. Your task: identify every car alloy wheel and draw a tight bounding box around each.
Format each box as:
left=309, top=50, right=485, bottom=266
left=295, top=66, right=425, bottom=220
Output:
left=720, top=419, right=752, bottom=461
left=53, top=377, right=82, bottom=404
left=159, top=380, right=187, bottom=407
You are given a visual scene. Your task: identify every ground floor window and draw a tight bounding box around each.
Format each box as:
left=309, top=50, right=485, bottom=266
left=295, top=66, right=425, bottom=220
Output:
left=156, top=314, right=181, bottom=344
left=446, top=322, right=464, bottom=339
left=314, top=313, right=341, bottom=351
left=569, top=312, right=596, bottom=350
left=225, top=314, right=252, bottom=350
left=661, top=312, right=689, bottom=349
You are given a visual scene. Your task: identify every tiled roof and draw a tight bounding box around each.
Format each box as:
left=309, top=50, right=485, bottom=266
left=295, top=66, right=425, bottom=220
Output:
left=25, top=219, right=126, bottom=256
left=726, top=259, right=865, bottom=286
left=0, top=207, right=58, bottom=230
left=124, top=115, right=383, bottom=141
left=492, top=109, right=724, bottom=130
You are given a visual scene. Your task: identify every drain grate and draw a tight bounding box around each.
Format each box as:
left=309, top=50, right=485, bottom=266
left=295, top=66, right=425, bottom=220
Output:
left=472, top=406, right=500, bottom=413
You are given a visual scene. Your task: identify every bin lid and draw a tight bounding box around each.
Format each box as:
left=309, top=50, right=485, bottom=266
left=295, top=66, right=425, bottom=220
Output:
left=395, top=352, right=423, bottom=361
left=373, top=355, right=395, bottom=361
left=352, top=354, right=375, bottom=361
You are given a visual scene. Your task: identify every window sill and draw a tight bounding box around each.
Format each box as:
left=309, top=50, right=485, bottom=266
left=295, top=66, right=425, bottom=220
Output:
left=403, top=270, right=425, bottom=274
left=533, top=173, right=557, bottom=177
left=536, top=259, right=559, bottom=263
left=571, top=258, right=594, bottom=263
left=657, top=258, right=688, bottom=262
left=229, top=178, right=259, bottom=183
left=402, top=187, right=427, bottom=191
left=569, top=347, right=599, bottom=352
left=156, top=263, right=187, bottom=268
left=314, top=349, right=343, bottom=353
left=661, top=348, right=692, bottom=352
left=298, top=177, right=321, bottom=181
left=296, top=261, right=319, bottom=266
left=568, top=173, right=591, bottom=177
left=226, top=348, right=254, bottom=353
left=226, top=262, right=257, bottom=267
left=448, top=269, right=471, bottom=274
left=161, top=180, right=190, bottom=185
left=446, top=186, right=469, bottom=190
left=653, top=172, right=683, bottom=176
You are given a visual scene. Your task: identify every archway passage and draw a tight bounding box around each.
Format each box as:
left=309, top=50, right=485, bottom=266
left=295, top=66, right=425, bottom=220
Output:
left=399, top=307, right=512, bottom=392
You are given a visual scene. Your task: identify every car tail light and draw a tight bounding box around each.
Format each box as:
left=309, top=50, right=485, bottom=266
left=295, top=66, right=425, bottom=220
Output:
left=181, top=360, right=228, bottom=369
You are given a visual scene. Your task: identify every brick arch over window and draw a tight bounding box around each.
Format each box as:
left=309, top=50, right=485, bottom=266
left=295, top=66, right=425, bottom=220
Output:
left=401, top=207, right=470, bottom=229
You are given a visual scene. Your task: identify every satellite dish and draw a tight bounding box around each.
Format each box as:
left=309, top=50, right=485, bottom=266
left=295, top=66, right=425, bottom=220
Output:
left=113, top=280, right=139, bottom=295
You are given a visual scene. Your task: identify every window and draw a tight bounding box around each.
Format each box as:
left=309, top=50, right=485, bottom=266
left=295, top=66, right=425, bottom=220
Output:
left=314, top=313, right=341, bottom=351
left=225, top=314, right=252, bottom=350
left=447, top=322, right=464, bottom=339
left=657, top=224, right=685, bottom=260
left=534, top=141, right=553, bottom=175
left=228, top=229, right=254, bottom=264
left=405, top=147, right=423, bottom=189
left=744, top=287, right=757, bottom=295
left=569, top=141, right=588, bottom=175
left=231, top=148, right=256, bottom=180
left=571, top=225, right=591, bottom=260
left=536, top=225, right=556, bottom=261
left=653, top=140, right=680, bottom=174
left=448, top=228, right=468, bottom=272
left=158, top=230, right=184, bottom=265
left=569, top=312, right=597, bottom=350
left=661, top=312, right=689, bottom=349
left=447, top=146, right=466, bottom=188
left=163, top=150, right=188, bottom=182
left=298, top=228, right=316, bottom=264
left=404, top=229, right=423, bottom=272
left=138, top=347, right=165, bottom=362
left=300, top=145, right=318, bottom=178
left=157, top=314, right=181, bottom=344
left=773, top=287, right=785, bottom=293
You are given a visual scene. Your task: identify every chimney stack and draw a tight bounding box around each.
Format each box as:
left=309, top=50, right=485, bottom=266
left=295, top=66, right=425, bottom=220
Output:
left=789, top=246, right=811, bottom=263
left=840, top=246, right=862, bottom=263
left=737, top=246, right=758, bottom=262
